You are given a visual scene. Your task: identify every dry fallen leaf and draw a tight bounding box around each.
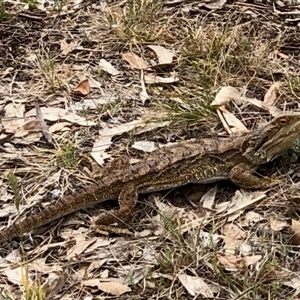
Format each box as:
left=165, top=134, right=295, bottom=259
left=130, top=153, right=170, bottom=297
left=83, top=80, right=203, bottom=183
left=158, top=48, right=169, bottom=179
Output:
left=243, top=255, right=262, bottom=266
left=4, top=267, right=26, bottom=285
left=91, top=121, right=145, bottom=166
left=215, top=201, right=231, bottom=214
left=49, top=122, right=70, bottom=133
left=87, top=259, right=108, bottom=274
left=2, top=102, right=25, bottom=131
left=72, top=79, right=91, bottom=96
left=122, top=52, right=149, bottom=69
left=222, top=224, right=246, bottom=254
left=154, top=196, right=185, bottom=219
left=132, top=141, right=156, bottom=152
left=83, top=279, right=131, bottom=296
left=144, top=73, right=179, bottom=84
left=244, top=97, right=282, bottom=117
left=140, top=70, right=150, bottom=104
left=270, top=216, right=288, bottom=232
left=29, top=258, right=63, bottom=273
left=147, top=45, right=174, bottom=65
left=217, top=255, right=240, bottom=271
left=0, top=203, right=17, bottom=217
left=60, top=39, right=78, bottom=55
left=13, top=120, right=42, bottom=138
left=91, top=118, right=169, bottom=165
left=224, top=190, right=266, bottom=222
left=274, top=50, right=289, bottom=60
left=241, top=211, right=263, bottom=226
left=25, top=107, right=96, bottom=126
left=99, top=59, right=121, bottom=76
left=211, top=86, right=243, bottom=107
left=200, top=185, right=217, bottom=210
left=178, top=272, right=214, bottom=297
left=203, top=0, right=227, bottom=9
left=217, top=254, right=261, bottom=271
left=264, top=82, right=282, bottom=105
left=283, top=274, right=300, bottom=295
left=217, top=110, right=248, bottom=135
left=66, top=238, right=97, bottom=260
left=291, top=219, right=300, bottom=245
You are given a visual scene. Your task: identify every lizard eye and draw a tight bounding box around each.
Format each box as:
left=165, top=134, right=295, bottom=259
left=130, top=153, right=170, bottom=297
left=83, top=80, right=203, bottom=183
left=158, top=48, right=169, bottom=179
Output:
left=277, top=117, right=288, bottom=126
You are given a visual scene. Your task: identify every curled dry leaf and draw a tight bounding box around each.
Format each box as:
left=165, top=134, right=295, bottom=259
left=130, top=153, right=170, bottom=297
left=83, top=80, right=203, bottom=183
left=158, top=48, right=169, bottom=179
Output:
left=72, top=79, right=91, bottom=96
left=243, top=255, right=262, bottom=266
left=200, top=185, right=217, bottom=210
left=25, top=107, right=96, bottom=126
left=122, top=52, right=149, bottom=70
left=147, top=45, right=174, bottom=65
left=264, top=82, right=282, bottom=105
left=99, top=59, right=121, bottom=76
left=211, top=86, right=243, bottom=107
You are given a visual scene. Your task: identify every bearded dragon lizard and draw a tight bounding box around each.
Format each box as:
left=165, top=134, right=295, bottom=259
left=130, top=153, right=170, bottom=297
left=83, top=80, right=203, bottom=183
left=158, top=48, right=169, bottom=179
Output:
left=0, top=113, right=300, bottom=243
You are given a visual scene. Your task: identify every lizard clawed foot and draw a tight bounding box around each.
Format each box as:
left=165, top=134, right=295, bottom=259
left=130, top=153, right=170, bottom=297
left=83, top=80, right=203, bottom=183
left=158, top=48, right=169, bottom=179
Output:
left=269, top=173, right=286, bottom=185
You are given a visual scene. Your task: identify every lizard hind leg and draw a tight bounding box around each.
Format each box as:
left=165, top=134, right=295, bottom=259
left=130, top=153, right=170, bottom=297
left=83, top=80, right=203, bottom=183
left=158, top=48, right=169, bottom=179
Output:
left=94, top=183, right=138, bottom=227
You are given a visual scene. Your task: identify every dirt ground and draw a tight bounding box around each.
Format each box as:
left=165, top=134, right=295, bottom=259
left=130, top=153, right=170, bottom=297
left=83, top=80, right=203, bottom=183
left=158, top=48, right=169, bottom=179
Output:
left=1, top=0, right=300, bottom=299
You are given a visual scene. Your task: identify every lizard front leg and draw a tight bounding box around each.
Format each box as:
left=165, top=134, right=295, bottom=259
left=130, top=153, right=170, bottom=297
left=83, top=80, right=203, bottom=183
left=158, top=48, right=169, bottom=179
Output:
left=94, top=183, right=138, bottom=226
left=229, top=162, right=280, bottom=189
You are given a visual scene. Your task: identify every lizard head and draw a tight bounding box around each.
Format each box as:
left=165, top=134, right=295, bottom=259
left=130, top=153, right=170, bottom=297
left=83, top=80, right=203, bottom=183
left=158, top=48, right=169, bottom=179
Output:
left=243, top=113, right=300, bottom=165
